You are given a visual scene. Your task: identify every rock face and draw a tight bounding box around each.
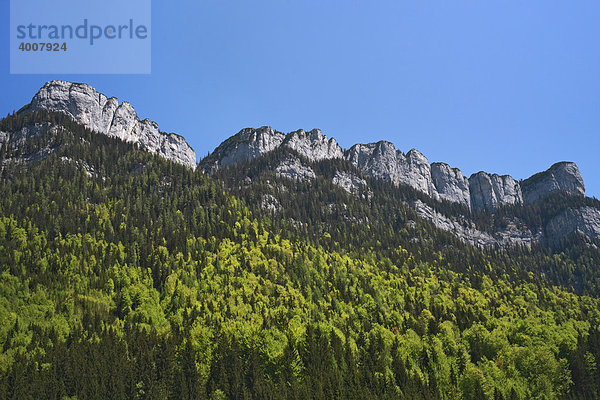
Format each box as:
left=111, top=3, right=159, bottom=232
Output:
left=7, top=84, right=599, bottom=249
left=17, top=83, right=590, bottom=216
left=345, top=142, right=405, bottom=185
left=521, top=162, right=585, bottom=204
left=345, top=142, right=476, bottom=207
left=0, top=123, right=48, bottom=147
left=345, top=143, right=585, bottom=212
left=545, top=207, right=600, bottom=246
left=276, top=157, right=316, bottom=181
left=332, top=171, right=368, bottom=196
left=0, top=123, right=61, bottom=165
left=201, top=127, right=343, bottom=173
left=469, top=172, right=522, bottom=211
left=205, top=126, right=286, bottom=172
left=198, top=124, right=600, bottom=249
left=345, top=142, right=438, bottom=198
left=204, top=126, right=589, bottom=214
left=24, top=80, right=197, bottom=169
left=410, top=199, right=600, bottom=248
left=260, top=194, right=281, bottom=213
left=282, top=129, right=343, bottom=161
left=403, top=149, right=438, bottom=197
left=410, top=200, right=541, bottom=247
left=431, top=163, right=471, bottom=208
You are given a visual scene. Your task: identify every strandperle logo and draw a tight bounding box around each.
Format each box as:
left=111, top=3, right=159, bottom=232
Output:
left=10, top=0, right=151, bottom=74
left=16, top=19, right=149, bottom=46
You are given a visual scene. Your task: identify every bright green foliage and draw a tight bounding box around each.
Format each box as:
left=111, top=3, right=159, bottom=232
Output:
left=0, top=112, right=599, bottom=399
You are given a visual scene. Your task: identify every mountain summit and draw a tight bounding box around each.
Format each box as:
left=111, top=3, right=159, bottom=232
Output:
left=199, top=124, right=599, bottom=248
left=200, top=125, right=586, bottom=211
left=12, top=81, right=588, bottom=209
left=3, top=81, right=598, bottom=248
left=20, top=80, right=197, bottom=169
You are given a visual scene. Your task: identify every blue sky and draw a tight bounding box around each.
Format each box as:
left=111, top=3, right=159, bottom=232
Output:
left=1, top=0, right=599, bottom=197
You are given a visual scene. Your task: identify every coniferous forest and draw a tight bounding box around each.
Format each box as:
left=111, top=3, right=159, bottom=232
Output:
left=2, top=111, right=600, bottom=399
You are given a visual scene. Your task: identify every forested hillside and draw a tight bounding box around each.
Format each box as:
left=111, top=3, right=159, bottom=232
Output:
left=1, top=112, right=600, bottom=399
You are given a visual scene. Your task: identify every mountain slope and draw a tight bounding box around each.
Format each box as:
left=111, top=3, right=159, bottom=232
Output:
left=10, top=81, right=598, bottom=249
left=2, top=85, right=600, bottom=399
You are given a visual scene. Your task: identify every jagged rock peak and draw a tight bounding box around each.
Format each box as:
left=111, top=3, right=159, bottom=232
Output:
left=402, top=149, right=438, bottom=198
left=345, top=141, right=441, bottom=202
left=236, top=126, right=284, bottom=141
left=201, top=123, right=588, bottom=214
left=201, top=126, right=286, bottom=173
left=282, top=129, right=344, bottom=161
left=521, top=161, right=585, bottom=204
left=345, top=141, right=405, bottom=183
left=227, top=126, right=287, bottom=156
left=201, top=126, right=344, bottom=173
left=431, top=163, right=471, bottom=208
left=25, top=80, right=197, bottom=169
left=345, top=142, right=387, bottom=168
left=468, top=172, right=522, bottom=211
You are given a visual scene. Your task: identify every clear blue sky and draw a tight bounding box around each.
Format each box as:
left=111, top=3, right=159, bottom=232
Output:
left=1, top=1, right=599, bottom=197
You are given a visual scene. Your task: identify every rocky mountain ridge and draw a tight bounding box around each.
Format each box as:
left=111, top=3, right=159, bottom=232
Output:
left=17, top=80, right=197, bottom=169
left=201, top=127, right=343, bottom=174
left=13, top=81, right=586, bottom=213
left=200, top=125, right=600, bottom=248
left=3, top=82, right=598, bottom=249
left=200, top=125, right=586, bottom=212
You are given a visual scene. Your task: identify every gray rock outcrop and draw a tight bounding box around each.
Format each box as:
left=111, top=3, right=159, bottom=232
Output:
left=410, top=199, right=541, bottom=247
left=0, top=123, right=49, bottom=147
left=344, top=142, right=438, bottom=198
left=8, top=83, right=600, bottom=250
left=203, top=126, right=589, bottom=214
left=345, top=141, right=406, bottom=185
left=0, top=123, right=61, bottom=165
left=198, top=124, right=599, bottom=249
left=205, top=126, right=285, bottom=172
left=260, top=194, right=281, bottom=213
left=282, top=129, right=343, bottom=161
left=24, top=80, right=197, bottom=169
left=545, top=207, right=600, bottom=246
left=332, top=171, right=368, bottom=196
left=276, top=157, right=316, bottom=181
left=202, top=127, right=342, bottom=173
left=521, top=162, right=585, bottom=204
left=17, top=83, right=589, bottom=214
left=431, top=163, right=471, bottom=208
left=468, top=172, right=522, bottom=211
left=403, top=149, right=438, bottom=198
left=345, top=142, right=476, bottom=207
